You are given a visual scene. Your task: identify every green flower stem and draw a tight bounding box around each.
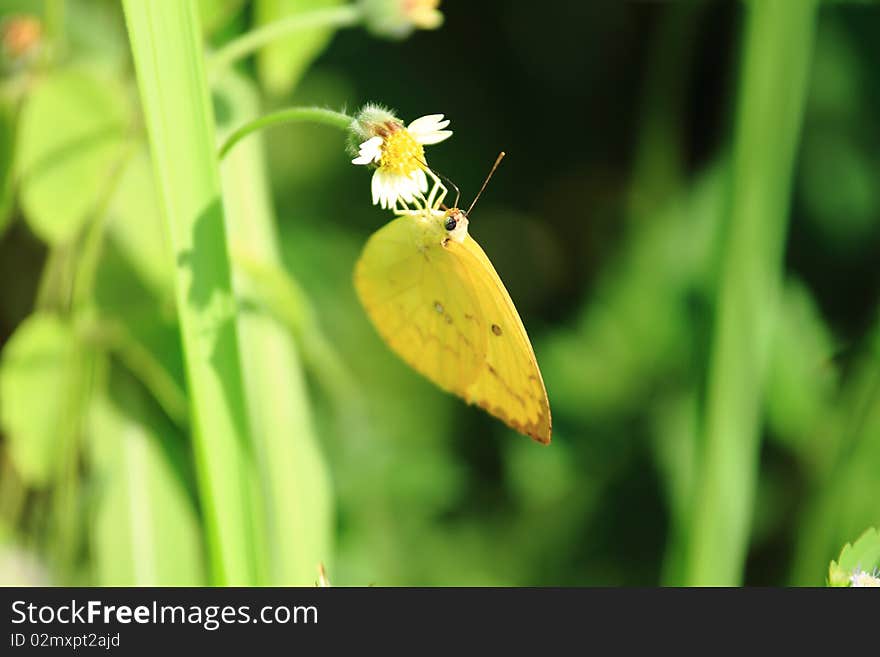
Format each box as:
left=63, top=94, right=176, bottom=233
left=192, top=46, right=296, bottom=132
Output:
left=684, top=0, right=818, bottom=585
left=73, top=142, right=136, bottom=307
left=77, top=318, right=190, bottom=429
left=218, top=107, right=352, bottom=159
left=35, top=245, right=74, bottom=312
left=208, top=5, right=363, bottom=76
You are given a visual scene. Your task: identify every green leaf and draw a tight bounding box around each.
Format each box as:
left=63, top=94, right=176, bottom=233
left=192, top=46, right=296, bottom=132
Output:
left=88, top=387, right=205, bottom=585
left=255, top=0, right=342, bottom=95
left=105, top=146, right=174, bottom=298
left=0, top=313, right=77, bottom=485
left=828, top=528, right=880, bottom=587
left=64, top=0, right=130, bottom=77
left=16, top=69, right=129, bottom=244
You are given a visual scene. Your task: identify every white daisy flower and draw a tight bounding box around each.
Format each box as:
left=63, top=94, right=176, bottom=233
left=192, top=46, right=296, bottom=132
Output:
left=351, top=105, right=452, bottom=210
left=850, top=568, right=880, bottom=587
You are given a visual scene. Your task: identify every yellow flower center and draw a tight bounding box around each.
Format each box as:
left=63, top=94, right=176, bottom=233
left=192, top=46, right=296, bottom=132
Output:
left=379, top=127, right=425, bottom=176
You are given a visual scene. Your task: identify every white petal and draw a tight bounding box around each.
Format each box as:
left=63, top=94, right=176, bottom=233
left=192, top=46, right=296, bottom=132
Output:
left=413, top=168, right=428, bottom=194
left=371, top=170, right=382, bottom=205
left=352, top=136, right=383, bottom=165
left=389, top=177, right=402, bottom=204
left=377, top=175, right=390, bottom=209
left=414, top=129, right=452, bottom=145
left=408, top=114, right=448, bottom=135
left=370, top=168, right=439, bottom=209
left=381, top=175, right=396, bottom=209
left=405, top=174, right=421, bottom=197
left=361, top=135, right=384, bottom=152
left=376, top=170, right=395, bottom=208
left=399, top=181, right=415, bottom=203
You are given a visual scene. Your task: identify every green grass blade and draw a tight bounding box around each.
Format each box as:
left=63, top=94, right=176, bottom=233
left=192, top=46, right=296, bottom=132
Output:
left=122, top=0, right=262, bottom=585
left=215, top=70, right=333, bottom=584
left=685, top=0, right=818, bottom=585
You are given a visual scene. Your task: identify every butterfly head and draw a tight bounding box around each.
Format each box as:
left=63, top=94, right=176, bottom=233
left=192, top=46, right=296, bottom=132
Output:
left=441, top=208, right=469, bottom=246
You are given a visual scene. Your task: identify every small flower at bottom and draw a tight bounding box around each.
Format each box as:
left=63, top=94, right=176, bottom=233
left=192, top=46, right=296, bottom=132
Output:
left=316, top=563, right=331, bottom=587
left=350, top=104, right=452, bottom=210
left=850, top=568, right=880, bottom=587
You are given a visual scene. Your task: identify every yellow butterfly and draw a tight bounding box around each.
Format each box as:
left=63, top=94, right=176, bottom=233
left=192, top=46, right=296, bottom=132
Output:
left=354, top=155, right=551, bottom=444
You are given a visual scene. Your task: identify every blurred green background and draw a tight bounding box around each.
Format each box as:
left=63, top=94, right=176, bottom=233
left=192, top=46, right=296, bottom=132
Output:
left=1, top=0, right=879, bottom=586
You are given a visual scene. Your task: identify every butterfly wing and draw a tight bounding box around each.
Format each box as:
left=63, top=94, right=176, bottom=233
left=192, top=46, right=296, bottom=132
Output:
left=448, top=236, right=551, bottom=444
left=354, top=215, right=551, bottom=444
left=355, top=215, right=488, bottom=395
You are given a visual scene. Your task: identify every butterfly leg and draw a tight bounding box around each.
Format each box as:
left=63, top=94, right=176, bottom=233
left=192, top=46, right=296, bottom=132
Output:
left=393, top=197, right=423, bottom=216
left=424, top=168, right=448, bottom=210
left=393, top=197, right=410, bottom=215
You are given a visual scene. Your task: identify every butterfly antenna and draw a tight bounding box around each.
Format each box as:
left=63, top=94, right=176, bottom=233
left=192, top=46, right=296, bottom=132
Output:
left=415, top=156, right=460, bottom=208
left=466, top=151, right=506, bottom=216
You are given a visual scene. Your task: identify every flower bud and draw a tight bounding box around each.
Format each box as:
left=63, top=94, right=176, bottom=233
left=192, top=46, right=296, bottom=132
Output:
left=359, top=0, right=444, bottom=40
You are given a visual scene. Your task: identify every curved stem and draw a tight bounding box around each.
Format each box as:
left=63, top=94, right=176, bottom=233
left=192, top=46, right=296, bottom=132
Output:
left=208, top=5, right=363, bottom=75
left=219, top=107, right=353, bottom=159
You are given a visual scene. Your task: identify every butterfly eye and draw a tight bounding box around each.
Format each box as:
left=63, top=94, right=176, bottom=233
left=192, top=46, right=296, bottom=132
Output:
left=444, top=216, right=457, bottom=231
